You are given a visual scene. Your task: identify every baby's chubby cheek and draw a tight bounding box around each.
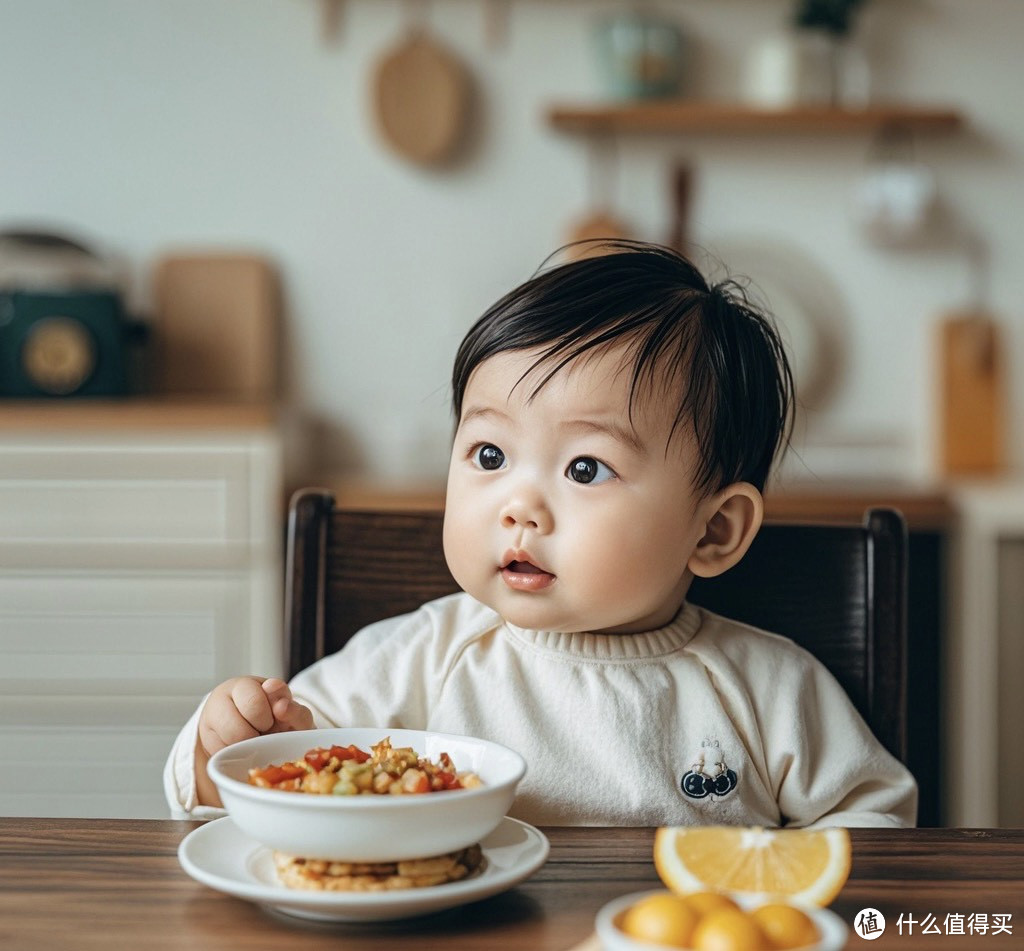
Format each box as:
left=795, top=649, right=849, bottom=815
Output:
left=584, top=553, right=662, bottom=608
left=589, top=526, right=691, bottom=601
left=441, top=511, right=488, bottom=590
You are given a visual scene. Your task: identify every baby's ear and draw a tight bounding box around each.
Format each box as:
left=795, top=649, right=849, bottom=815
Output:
left=687, top=482, right=764, bottom=579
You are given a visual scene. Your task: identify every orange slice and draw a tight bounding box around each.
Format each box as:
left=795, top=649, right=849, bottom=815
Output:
left=653, top=825, right=851, bottom=907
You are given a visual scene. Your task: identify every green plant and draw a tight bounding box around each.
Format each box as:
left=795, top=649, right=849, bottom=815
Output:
left=793, top=0, right=866, bottom=36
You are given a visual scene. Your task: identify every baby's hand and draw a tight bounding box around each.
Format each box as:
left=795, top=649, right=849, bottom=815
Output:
left=198, top=676, right=314, bottom=757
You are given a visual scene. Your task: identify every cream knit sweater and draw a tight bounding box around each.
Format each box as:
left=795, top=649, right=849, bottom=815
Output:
left=165, top=592, right=917, bottom=828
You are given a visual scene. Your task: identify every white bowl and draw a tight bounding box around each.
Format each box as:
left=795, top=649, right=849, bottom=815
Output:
left=207, top=728, right=526, bottom=862
left=595, top=889, right=849, bottom=951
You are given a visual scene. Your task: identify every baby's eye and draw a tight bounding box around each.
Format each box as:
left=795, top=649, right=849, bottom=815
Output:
left=472, top=444, right=506, bottom=471
left=566, top=456, right=615, bottom=485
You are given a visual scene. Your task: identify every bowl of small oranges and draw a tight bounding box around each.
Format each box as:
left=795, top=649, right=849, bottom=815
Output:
left=595, top=889, right=847, bottom=951
left=595, top=824, right=853, bottom=951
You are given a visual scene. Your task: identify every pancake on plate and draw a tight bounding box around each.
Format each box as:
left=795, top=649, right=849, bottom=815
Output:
left=272, top=843, right=485, bottom=891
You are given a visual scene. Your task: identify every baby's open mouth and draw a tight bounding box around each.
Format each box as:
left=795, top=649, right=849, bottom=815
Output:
left=500, top=559, right=556, bottom=592
left=506, top=560, right=543, bottom=574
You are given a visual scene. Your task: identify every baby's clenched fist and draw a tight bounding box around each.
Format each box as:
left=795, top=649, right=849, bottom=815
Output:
left=198, top=676, right=314, bottom=757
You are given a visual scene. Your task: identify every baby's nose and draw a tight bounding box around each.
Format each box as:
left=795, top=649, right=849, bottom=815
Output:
left=499, top=492, right=553, bottom=534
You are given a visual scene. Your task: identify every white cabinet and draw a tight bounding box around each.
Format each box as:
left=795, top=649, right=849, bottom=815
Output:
left=945, top=479, right=1024, bottom=827
left=0, top=421, right=282, bottom=818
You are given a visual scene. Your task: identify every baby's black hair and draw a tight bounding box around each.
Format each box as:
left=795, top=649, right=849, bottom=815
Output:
left=451, top=240, right=794, bottom=494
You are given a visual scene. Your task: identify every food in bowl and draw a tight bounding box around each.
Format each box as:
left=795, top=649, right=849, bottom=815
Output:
left=248, top=736, right=483, bottom=796
left=206, top=727, right=526, bottom=863
left=246, top=738, right=488, bottom=891
left=272, top=842, right=485, bottom=892
left=622, top=891, right=800, bottom=950
left=596, top=889, right=847, bottom=951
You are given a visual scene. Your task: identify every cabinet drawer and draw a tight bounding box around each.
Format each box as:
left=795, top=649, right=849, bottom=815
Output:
left=0, top=443, right=254, bottom=568
left=0, top=722, right=184, bottom=819
left=0, top=573, right=257, bottom=696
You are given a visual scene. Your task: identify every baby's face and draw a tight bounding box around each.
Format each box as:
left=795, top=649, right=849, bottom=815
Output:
left=443, top=344, right=713, bottom=634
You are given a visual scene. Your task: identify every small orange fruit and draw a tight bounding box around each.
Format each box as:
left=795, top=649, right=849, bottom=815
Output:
left=750, top=903, right=820, bottom=949
left=691, top=908, right=768, bottom=951
left=619, top=891, right=701, bottom=947
left=682, top=891, right=742, bottom=918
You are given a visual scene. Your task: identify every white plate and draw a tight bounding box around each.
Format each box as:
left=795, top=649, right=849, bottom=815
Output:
left=702, top=238, right=846, bottom=412
left=178, top=815, right=549, bottom=923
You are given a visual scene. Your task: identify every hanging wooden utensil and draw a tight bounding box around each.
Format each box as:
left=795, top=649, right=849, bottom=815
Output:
left=567, top=211, right=633, bottom=245
left=371, top=1, right=471, bottom=168
left=483, top=0, right=510, bottom=49
left=564, top=137, right=633, bottom=259
left=320, top=0, right=344, bottom=43
left=665, top=163, right=693, bottom=256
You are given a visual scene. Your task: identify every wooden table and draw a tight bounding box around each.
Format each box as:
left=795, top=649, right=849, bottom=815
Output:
left=2, top=820, right=1022, bottom=950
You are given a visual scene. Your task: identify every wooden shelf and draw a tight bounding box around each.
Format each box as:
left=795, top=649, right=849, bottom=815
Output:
left=0, top=398, right=277, bottom=431
left=547, top=101, right=965, bottom=135
left=764, top=480, right=954, bottom=532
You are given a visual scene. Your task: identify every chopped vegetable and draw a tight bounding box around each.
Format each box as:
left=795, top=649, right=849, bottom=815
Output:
left=247, top=736, right=483, bottom=796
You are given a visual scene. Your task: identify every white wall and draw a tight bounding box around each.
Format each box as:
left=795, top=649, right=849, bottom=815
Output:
left=0, top=0, right=1020, bottom=487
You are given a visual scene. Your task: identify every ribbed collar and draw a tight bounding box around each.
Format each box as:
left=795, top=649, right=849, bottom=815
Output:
left=502, top=601, right=702, bottom=661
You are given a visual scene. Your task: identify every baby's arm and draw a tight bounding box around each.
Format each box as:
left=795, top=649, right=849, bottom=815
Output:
left=166, top=599, right=450, bottom=816
left=771, top=662, right=918, bottom=828
left=194, top=676, right=314, bottom=807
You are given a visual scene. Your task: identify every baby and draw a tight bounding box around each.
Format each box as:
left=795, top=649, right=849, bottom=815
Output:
left=165, top=241, right=917, bottom=828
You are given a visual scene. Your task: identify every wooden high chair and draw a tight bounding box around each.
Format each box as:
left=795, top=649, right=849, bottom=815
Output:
left=284, top=489, right=908, bottom=763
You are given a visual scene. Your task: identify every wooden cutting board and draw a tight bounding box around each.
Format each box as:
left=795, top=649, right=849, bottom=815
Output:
left=938, top=311, right=1004, bottom=475
left=151, top=253, right=279, bottom=401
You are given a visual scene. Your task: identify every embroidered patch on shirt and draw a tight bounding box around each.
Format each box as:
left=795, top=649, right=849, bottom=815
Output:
left=681, top=742, right=738, bottom=800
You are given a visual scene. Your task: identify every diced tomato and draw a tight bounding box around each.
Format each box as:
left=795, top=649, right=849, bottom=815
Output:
left=250, top=762, right=307, bottom=786
left=304, top=748, right=331, bottom=770
left=329, top=744, right=371, bottom=764
left=435, top=770, right=462, bottom=790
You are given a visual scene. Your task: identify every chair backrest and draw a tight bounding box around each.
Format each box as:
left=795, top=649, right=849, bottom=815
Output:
left=284, top=489, right=908, bottom=762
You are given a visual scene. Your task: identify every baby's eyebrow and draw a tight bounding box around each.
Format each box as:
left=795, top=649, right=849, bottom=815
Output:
left=460, top=406, right=645, bottom=455
left=459, top=405, right=511, bottom=427
left=561, top=418, right=646, bottom=455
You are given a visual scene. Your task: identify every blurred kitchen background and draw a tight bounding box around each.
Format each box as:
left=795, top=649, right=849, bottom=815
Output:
left=0, top=0, right=1021, bottom=828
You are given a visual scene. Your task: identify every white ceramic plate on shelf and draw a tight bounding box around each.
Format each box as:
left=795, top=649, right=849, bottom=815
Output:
left=178, top=815, right=549, bottom=923
left=701, top=238, right=847, bottom=413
